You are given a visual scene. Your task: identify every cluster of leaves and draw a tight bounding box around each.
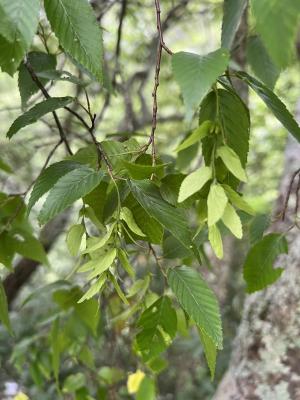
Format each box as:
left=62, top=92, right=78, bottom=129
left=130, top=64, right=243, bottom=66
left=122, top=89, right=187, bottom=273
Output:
left=0, top=0, right=300, bottom=398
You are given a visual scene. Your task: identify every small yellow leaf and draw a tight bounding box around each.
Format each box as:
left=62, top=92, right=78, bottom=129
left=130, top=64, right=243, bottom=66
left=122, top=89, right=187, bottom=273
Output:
left=127, top=369, right=145, bottom=394
left=14, top=393, right=29, bottom=400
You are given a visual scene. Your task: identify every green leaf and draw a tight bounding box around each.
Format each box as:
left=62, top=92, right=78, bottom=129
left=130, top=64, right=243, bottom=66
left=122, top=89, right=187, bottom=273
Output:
left=124, top=195, right=163, bottom=244
left=217, top=145, right=247, bottom=182
left=247, top=36, right=280, bottom=89
left=222, top=184, right=255, bottom=215
left=78, top=274, right=106, bottom=303
left=120, top=207, right=146, bottom=237
left=0, top=0, right=39, bottom=75
left=199, top=328, right=217, bottom=380
left=38, top=166, right=105, bottom=225
left=207, top=184, right=228, bottom=227
left=172, top=49, right=229, bottom=119
left=82, top=224, right=116, bottom=254
left=83, top=181, right=108, bottom=223
left=109, top=273, right=129, bottom=305
left=85, top=248, right=117, bottom=280
left=63, top=373, right=86, bottom=393
left=0, top=157, right=12, bottom=173
left=222, top=203, right=243, bottom=239
left=236, top=72, right=300, bottom=142
left=136, top=296, right=177, bottom=361
left=18, top=52, right=57, bottom=109
left=66, top=224, right=85, bottom=256
left=12, top=232, right=49, bottom=266
left=28, top=161, right=82, bottom=213
left=0, top=280, right=13, bottom=334
left=243, top=233, right=288, bottom=293
left=251, top=0, right=300, bottom=68
left=168, top=266, right=223, bottom=348
left=221, top=0, right=247, bottom=49
left=7, top=97, right=73, bottom=139
left=122, top=160, right=166, bottom=180
left=129, top=180, right=191, bottom=249
left=176, top=121, right=213, bottom=152
left=118, top=249, right=135, bottom=278
left=208, top=224, right=223, bottom=259
left=74, top=297, right=99, bottom=335
left=200, top=89, right=250, bottom=168
left=249, top=213, right=270, bottom=246
left=44, top=0, right=103, bottom=82
left=137, top=377, right=156, bottom=400
left=178, top=166, right=212, bottom=203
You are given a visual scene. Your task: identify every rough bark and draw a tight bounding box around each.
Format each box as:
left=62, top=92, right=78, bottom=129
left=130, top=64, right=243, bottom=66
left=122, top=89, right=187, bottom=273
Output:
left=213, top=104, right=300, bottom=400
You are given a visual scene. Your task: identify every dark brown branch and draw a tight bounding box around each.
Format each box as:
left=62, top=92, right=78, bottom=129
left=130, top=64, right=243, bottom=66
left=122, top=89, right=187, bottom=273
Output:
left=144, top=0, right=173, bottom=164
left=24, top=59, right=73, bottom=155
left=112, top=0, right=128, bottom=86
left=4, top=211, right=70, bottom=306
left=281, top=167, right=300, bottom=221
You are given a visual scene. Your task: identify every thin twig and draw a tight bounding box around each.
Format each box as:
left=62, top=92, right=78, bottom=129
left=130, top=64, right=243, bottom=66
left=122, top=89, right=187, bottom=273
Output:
left=112, top=0, right=127, bottom=87
left=24, top=59, right=73, bottom=155
left=143, top=0, right=173, bottom=167
left=281, top=167, right=300, bottom=221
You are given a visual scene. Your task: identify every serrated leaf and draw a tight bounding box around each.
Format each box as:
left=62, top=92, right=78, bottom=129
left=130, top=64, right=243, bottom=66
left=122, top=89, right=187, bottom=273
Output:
left=0, top=280, right=13, bottom=334
left=44, top=0, right=103, bottom=82
left=222, top=203, right=243, bottom=239
left=168, top=266, right=223, bottom=348
left=217, top=145, right=247, bottom=182
left=129, top=180, right=191, bottom=249
left=251, top=0, right=300, bottom=69
left=200, top=89, right=250, bottom=168
left=221, top=0, right=247, bottom=49
left=0, top=0, right=39, bottom=75
left=243, top=233, right=287, bottom=293
left=124, top=195, right=163, bottom=244
left=222, top=184, right=255, bottom=215
left=66, top=224, right=85, bottom=256
left=208, top=224, right=223, bottom=259
left=28, top=160, right=83, bottom=213
left=172, top=49, right=229, bottom=119
left=136, top=296, right=177, bottom=361
left=178, top=166, right=212, bottom=203
left=249, top=213, right=270, bottom=246
left=207, top=184, right=228, bottom=227
left=236, top=72, right=300, bottom=142
left=247, top=36, right=280, bottom=89
left=199, top=328, right=217, bottom=380
left=7, top=97, right=73, bottom=139
left=176, top=121, right=213, bottom=152
left=18, top=52, right=57, bottom=109
left=38, top=166, right=105, bottom=225
left=120, top=207, right=146, bottom=237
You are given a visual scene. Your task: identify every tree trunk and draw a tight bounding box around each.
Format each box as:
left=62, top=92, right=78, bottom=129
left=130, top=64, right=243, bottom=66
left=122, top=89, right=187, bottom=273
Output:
left=213, top=104, right=300, bottom=400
